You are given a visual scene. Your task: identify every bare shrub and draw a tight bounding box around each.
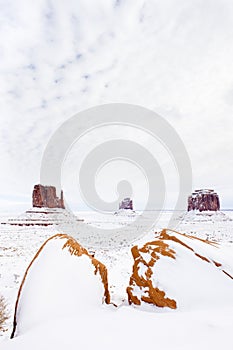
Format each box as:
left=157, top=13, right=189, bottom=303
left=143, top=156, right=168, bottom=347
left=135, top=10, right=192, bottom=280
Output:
left=0, top=295, right=9, bottom=332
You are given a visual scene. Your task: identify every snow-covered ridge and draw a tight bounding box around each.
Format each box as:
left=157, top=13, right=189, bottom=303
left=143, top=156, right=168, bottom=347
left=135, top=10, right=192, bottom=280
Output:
left=0, top=207, right=83, bottom=227
left=183, top=210, right=232, bottom=222
left=127, top=229, right=233, bottom=310
left=0, top=210, right=233, bottom=349
left=11, top=233, right=110, bottom=338
left=176, top=210, right=233, bottom=243
left=10, top=229, right=233, bottom=336
left=190, top=189, right=218, bottom=196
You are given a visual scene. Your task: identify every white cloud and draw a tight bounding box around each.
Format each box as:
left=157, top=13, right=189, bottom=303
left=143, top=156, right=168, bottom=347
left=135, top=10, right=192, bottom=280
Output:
left=0, top=0, right=233, bottom=211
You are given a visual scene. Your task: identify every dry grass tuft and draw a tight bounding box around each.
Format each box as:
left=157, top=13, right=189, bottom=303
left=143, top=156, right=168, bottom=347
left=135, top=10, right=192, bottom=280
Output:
left=0, top=295, right=9, bottom=332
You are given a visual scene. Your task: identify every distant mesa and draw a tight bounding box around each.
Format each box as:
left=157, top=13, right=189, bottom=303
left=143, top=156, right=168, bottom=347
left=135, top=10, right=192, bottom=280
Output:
left=1, top=184, right=84, bottom=228
left=119, top=197, right=133, bottom=210
left=33, top=184, right=65, bottom=209
left=187, top=189, right=220, bottom=212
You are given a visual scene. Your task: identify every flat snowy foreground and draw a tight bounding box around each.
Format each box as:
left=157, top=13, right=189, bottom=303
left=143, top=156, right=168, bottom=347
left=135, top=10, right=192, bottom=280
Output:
left=2, top=305, right=233, bottom=350
left=0, top=210, right=233, bottom=349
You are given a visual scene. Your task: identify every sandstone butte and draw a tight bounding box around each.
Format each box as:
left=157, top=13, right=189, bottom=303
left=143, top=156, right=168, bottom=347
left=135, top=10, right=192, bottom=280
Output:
left=32, top=184, right=65, bottom=209
left=188, top=189, right=220, bottom=212
left=119, top=197, right=133, bottom=210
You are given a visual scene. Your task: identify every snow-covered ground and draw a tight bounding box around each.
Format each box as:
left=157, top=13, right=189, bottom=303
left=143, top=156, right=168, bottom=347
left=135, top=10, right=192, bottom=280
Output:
left=0, top=210, right=233, bottom=349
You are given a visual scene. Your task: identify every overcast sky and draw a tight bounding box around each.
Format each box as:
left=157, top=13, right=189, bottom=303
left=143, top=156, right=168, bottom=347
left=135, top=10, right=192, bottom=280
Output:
left=0, top=0, right=233, bottom=213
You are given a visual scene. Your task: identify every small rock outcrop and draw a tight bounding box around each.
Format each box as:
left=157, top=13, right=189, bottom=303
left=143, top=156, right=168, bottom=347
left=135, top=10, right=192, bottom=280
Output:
left=127, top=230, right=177, bottom=309
left=126, top=229, right=233, bottom=310
left=11, top=234, right=110, bottom=338
left=187, top=189, right=220, bottom=212
left=32, top=184, right=65, bottom=209
left=119, top=197, right=133, bottom=210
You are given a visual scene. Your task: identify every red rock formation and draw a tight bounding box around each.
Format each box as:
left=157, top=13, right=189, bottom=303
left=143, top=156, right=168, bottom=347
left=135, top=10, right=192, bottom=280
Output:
left=187, top=189, right=220, bottom=212
left=119, top=197, right=133, bottom=210
left=126, top=229, right=233, bottom=309
left=32, top=184, right=65, bottom=209
left=126, top=232, right=177, bottom=309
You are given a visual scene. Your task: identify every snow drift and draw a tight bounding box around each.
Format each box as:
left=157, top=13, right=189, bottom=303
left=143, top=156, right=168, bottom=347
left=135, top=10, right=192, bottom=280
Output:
left=11, top=234, right=110, bottom=338
left=9, top=228, right=233, bottom=345
left=127, top=229, right=233, bottom=309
